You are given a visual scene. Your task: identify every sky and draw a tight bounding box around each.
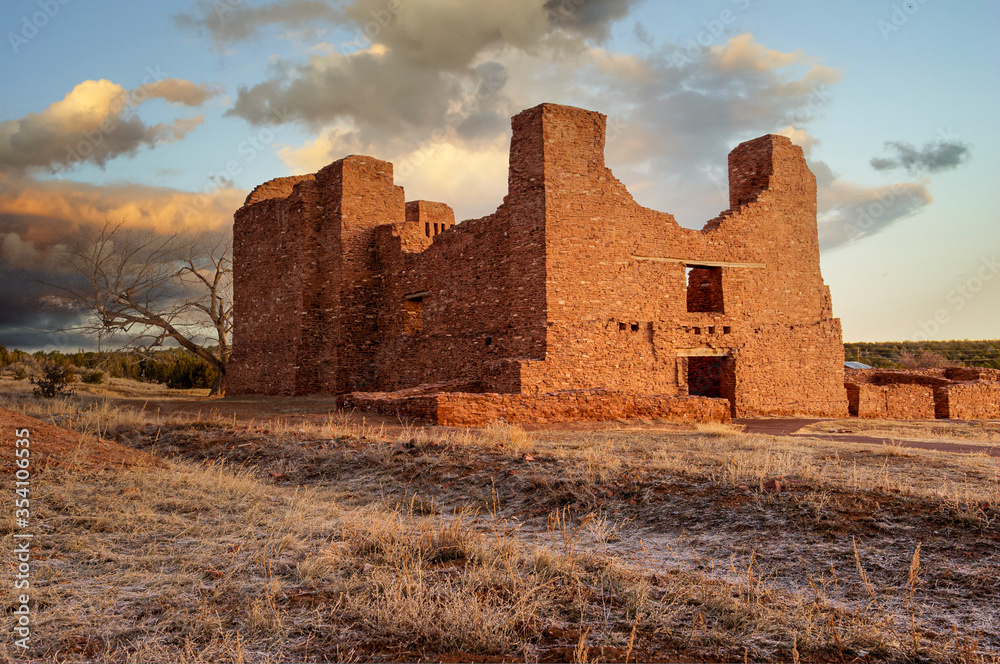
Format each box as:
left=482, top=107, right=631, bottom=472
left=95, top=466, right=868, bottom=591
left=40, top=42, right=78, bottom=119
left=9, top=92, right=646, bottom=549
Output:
left=0, top=0, right=997, bottom=351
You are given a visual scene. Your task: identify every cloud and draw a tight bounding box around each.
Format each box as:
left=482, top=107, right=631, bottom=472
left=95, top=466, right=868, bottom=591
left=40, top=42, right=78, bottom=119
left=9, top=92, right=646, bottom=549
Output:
left=870, top=138, right=971, bottom=175
left=812, top=160, right=933, bottom=251
left=0, top=78, right=219, bottom=173
left=173, top=0, right=343, bottom=46
left=224, top=0, right=643, bottom=140
left=0, top=174, right=244, bottom=249
left=201, top=0, right=925, bottom=248
left=142, top=79, right=223, bottom=106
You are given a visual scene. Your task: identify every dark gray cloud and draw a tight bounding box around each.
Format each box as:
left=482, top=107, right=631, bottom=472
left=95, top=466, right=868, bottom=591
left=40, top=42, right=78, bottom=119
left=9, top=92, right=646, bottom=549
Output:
left=173, top=0, right=342, bottom=46
left=870, top=139, right=971, bottom=175
left=544, top=0, right=638, bottom=40
left=812, top=159, right=933, bottom=251
left=0, top=267, right=92, bottom=352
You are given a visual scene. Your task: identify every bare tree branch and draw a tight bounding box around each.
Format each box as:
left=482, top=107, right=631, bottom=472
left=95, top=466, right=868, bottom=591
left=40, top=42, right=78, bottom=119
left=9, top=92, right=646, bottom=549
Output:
left=41, top=219, right=233, bottom=395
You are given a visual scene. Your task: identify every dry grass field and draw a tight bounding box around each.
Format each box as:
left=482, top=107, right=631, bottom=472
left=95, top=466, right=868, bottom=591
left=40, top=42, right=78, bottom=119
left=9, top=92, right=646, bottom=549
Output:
left=1, top=375, right=998, bottom=663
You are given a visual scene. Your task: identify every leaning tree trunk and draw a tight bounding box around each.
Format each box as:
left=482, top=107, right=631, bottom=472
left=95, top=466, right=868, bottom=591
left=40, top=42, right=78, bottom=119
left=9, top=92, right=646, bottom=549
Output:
left=209, top=370, right=226, bottom=397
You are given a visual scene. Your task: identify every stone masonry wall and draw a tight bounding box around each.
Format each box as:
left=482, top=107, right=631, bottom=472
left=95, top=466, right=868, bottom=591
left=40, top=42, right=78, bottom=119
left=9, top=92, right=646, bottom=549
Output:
left=934, top=383, right=1000, bottom=420
left=339, top=390, right=730, bottom=427
left=845, top=383, right=936, bottom=419
left=846, top=369, right=999, bottom=421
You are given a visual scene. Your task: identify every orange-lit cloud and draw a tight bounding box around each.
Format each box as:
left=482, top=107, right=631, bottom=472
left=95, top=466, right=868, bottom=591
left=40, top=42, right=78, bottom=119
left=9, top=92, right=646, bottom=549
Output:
left=0, top=78, right=218, bottom=173
left=0, top=175, right=244, bottom=243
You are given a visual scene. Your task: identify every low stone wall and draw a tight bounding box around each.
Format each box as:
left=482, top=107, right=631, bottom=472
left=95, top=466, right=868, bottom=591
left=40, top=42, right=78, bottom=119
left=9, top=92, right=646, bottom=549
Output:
left=845, top=383, right=935, bottom=419
left=934, top=383, right=1000, bottom=420
left=339, top=390, right=731, bottom=427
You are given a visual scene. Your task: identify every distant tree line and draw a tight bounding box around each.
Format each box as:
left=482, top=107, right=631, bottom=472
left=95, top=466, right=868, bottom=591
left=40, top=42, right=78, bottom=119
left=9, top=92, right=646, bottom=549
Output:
left=0, top=345, right=219, bottom=390
left=844, top=340, right=1000, bottom=370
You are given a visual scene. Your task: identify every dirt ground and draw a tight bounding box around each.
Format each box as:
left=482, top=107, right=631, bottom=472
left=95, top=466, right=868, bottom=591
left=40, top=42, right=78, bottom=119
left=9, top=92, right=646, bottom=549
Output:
left=2, top=382, right=998, bottom=663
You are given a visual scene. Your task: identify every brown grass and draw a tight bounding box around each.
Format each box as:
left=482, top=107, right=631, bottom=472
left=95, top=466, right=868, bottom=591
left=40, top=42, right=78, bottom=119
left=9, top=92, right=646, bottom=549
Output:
left=799, top=418, right=1000, bottom=446
left=2, top=386, right=998, bottom=662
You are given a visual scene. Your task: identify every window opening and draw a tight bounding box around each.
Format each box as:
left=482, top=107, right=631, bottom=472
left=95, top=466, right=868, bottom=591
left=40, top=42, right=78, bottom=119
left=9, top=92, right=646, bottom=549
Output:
left=686, top=265, right=724, bottom=313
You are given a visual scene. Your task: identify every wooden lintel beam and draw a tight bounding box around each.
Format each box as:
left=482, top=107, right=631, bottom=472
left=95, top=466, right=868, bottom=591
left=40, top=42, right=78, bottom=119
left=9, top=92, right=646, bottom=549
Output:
left=631, top=255, right=765, bottom=269
left=676, top=348, right=731, bottom=357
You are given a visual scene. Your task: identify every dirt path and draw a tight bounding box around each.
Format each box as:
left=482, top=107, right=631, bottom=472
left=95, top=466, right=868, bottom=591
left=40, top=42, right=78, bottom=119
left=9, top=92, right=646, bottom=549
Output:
left=737, top=418, right=1000, bottom=457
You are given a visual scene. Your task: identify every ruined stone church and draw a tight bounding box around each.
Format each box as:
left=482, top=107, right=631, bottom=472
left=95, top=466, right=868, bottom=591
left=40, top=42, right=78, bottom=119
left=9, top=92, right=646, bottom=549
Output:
left=229, top=103, right=849, bottom=424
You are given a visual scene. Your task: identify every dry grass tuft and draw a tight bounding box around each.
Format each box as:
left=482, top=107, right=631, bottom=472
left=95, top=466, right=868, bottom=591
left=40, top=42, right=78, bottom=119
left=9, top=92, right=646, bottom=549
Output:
left=478, top=419, right=535, bottom=455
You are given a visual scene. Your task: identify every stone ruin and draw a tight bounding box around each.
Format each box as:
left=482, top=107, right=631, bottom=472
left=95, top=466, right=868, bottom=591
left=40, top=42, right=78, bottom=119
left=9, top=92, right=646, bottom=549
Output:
left=229, top=102, right=856, bottom=425
left=845, top=367, right=1000, bottom=420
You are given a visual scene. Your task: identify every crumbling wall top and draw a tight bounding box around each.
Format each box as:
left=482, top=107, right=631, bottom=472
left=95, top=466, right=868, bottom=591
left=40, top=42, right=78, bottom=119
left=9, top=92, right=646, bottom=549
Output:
left=243, top=174, right=315, bottom=207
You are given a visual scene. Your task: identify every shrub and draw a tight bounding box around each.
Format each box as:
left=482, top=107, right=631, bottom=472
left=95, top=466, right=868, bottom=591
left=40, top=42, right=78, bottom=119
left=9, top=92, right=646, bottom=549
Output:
left=12, top=366, right=28, bottom=381
left=80, top=370, right=106, bottom=385
left=31, top=361, right=77, bottom=398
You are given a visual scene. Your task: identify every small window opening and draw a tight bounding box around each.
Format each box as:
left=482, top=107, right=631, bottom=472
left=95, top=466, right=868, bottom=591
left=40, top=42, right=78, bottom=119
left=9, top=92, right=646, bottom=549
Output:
left=630, top=322, right=639, bottom=332
left=708, top=326, right=716, bottom=335
left=402, top=294, right=424, bottom=335
left=723, top=326, right=731, bottom=334
left=485, top=337, right=492, bottom=346
left=693, top=327, right=701, bottom=335
left=686, top=266, right=724, bottom=313
left=424, top=222, right=430, bottom=237
left=434, top=223, right=439, bottom=235
left=618, top=322, right=627, bottom=331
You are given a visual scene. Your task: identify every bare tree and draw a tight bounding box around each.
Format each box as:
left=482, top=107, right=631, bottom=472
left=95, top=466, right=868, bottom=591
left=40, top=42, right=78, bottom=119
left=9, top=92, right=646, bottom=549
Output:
left=52, top=219, right=232, bottom=395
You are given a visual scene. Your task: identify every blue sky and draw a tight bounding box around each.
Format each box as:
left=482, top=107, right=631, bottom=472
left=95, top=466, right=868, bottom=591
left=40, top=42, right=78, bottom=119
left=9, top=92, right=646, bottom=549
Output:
left=1, top=0, right=997, bottom=349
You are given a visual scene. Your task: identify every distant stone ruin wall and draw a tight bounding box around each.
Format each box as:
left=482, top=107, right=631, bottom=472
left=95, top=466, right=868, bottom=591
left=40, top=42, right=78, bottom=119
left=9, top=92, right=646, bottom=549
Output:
left=845, top=383, right=936, bottom=419
left=934, top=383, right=1000, bottom=420
left=846, top=369, right=1000, bottom=421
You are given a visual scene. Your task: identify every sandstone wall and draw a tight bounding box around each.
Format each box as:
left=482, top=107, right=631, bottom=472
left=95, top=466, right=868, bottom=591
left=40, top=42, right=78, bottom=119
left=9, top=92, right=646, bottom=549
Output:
left=509, top=104, right=846, bottom=416
left=845, top=383, right=935, bottom=419
left=338, top=390, right=731, bottom=427
left=934, top=383, right=1000, bottom=420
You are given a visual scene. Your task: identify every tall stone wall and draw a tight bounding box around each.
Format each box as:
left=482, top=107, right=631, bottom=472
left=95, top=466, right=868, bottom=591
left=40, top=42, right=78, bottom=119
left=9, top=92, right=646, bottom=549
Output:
left=504, top=104, right=846, bottom=416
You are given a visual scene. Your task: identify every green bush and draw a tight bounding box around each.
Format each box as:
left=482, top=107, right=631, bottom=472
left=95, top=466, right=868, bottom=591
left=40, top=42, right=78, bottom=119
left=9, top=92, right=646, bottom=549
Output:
left=30, top=361, right=76, bottom=398
left=80, top=370, right=106, bottom=385
left=12, top=366, right=28, bottom=381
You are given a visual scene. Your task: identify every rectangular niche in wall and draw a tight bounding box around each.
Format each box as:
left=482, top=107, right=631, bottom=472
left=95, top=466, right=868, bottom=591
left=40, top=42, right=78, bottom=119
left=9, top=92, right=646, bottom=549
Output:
left=402, top=292, right=427, bottom=335
left=686, top=265, right=724, bottom=313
